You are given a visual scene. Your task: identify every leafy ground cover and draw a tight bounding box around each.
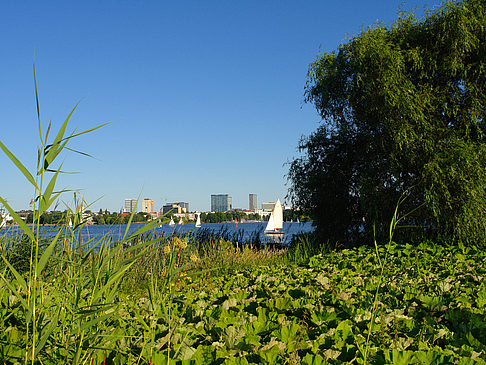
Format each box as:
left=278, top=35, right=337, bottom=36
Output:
left=2, top=240, right=484, bottom=364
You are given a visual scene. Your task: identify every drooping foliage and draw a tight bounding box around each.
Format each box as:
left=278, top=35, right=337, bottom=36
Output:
left=288, top=0, right=486, bottom=246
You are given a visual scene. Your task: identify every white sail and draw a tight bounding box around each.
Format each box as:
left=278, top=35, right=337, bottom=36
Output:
left=169, top=219, right=175, bottom=226
left=178, top=217, right=183, bottom=225
left=265, top=199, right=283, bottom=232
left=195, top=213, right=201, bottom=228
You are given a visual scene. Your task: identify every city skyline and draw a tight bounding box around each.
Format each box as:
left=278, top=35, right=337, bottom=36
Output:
left=0, top=0, right=437, bottom=213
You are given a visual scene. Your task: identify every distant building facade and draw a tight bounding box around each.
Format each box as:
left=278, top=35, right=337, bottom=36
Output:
left=249, top=194, right=257, bottom=211
left=142, top=198, right=154, bottom=214
left=211, top=194, right=232, bottom=212
left=177, top=202, right=189, bottom=212
left=162, top=202, right=188, bottom=215
left=124, top=199, right=137, bottom=213
left=262, top=202, right=276, bottom=212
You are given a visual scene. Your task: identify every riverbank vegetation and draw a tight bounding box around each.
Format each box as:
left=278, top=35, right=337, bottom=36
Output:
left=1, top=0, right=485, bottom=363
left=1, top=231, right=485, bottom=363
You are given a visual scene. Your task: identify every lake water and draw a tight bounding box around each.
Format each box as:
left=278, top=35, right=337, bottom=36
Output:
left=1, top=222, right=314, bottom=245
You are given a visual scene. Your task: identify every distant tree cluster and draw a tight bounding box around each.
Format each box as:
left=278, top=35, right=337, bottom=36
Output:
left=288, top=0, right=486, bottom=246
left=26, top=211, right=65, bottom=224
left=201, top=212, right=261, bottom=223
left=92, top=211, right=149, bottom=225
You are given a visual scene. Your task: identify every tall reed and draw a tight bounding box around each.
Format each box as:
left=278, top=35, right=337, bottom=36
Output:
left=0, top=67, right=168, bottom=363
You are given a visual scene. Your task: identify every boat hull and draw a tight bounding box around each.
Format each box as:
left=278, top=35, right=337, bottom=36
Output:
left=264, top=230, right=284, bottom=235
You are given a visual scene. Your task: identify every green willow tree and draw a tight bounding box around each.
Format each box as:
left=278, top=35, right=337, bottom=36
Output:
left=288, top=0, right=486, bottom=246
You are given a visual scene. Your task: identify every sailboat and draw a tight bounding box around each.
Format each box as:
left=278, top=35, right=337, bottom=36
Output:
left=169, top=218, right=175, bottom=226
left=1, top=210, right=13, bottom=229
left=178, top=217, right=183, bottom=225
left=264, top=199, right=283, bottom=234
left=195, top=213, right=201, bottom=228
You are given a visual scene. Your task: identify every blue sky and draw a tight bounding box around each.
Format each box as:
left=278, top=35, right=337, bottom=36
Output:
left=0, top=0, right=442, bottom=213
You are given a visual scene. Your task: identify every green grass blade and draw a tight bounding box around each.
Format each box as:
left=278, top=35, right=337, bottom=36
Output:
left=38, top=166, right=62, bottom=215
left=44, top=122, right=110, bottom=170
left=0, top=197, right=34, bottom=240
left=0, top=140, right=38, bottom=188
left=0, top=271, right=29, bottom=310
left=121, top=212, right=136, bottom=242
left=1, top=255, right=28, bottom=292
left=43, top=137, right=70, bottom=173
left=64, top=147, right=98, bottom=159
left=69, top=122, right=111, bottom=139
left=34, top=313, right=59, bottom=357
left=78, top=312, right=112, bottom=333
left=36, top=228, right=62, bottom=276
left=94, top=261, right=136, bottom=300
left=33, top=64, right=44, bottom=146
left=46, top=190, right=68, bottom=212
left=126, top=216, right=168, bottom=241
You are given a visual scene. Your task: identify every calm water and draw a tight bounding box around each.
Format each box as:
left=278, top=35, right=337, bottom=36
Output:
left=1, top=222, right=313, bottom=245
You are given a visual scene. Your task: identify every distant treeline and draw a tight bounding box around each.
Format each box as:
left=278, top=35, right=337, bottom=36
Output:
left=25, top=210, right=150, bottom=225
left=200, top=212, right=261, bottom=223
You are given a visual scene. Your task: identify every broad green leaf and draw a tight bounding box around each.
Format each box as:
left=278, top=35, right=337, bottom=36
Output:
left=0, top=140, right=37, bottom=188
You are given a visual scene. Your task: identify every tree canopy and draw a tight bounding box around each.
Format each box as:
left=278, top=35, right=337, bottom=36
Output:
left=288, top=0, right=486, bottom=246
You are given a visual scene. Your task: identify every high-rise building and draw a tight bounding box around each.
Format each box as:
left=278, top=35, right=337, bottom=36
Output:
left=249, top=194, right=257, bottom=211
left=124, top=198, right=137, bottom=213
left=142, top=198, right=154, bottom=214
left=211, top=194, right=232, bottom=212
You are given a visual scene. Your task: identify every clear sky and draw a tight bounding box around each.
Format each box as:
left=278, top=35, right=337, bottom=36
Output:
left=0, top=0, right=443, bottom=213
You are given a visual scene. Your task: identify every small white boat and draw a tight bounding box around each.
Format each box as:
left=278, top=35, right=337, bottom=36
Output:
left=195, top=213, right=201, bottom=228
left=178, top=217, right=183, bottom=225
left=264, top=199, right=283, bottom=234
left=169, top=219, right=175, bottom=226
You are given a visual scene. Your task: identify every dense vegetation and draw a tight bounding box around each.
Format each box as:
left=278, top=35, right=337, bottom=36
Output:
left=288, top=0, right=486, bottom=247
left=1, top=236, right=485, bottom=364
